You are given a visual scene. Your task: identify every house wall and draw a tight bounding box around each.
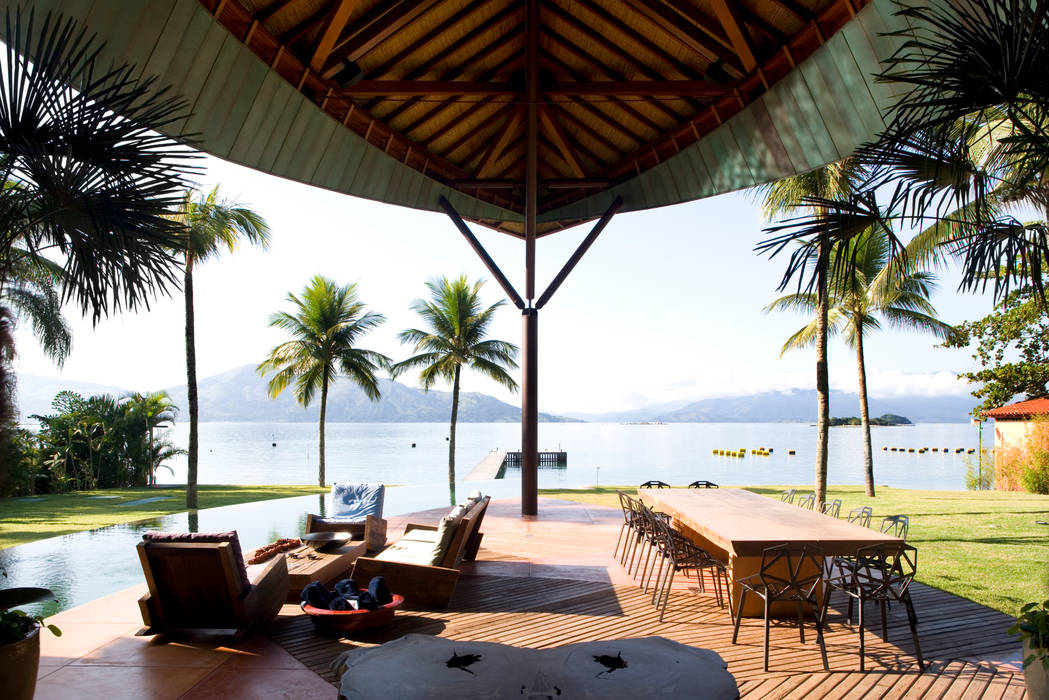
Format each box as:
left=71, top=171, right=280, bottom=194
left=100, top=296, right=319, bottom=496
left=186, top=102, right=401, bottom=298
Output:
left=993, top=420, right=1032, bottom=451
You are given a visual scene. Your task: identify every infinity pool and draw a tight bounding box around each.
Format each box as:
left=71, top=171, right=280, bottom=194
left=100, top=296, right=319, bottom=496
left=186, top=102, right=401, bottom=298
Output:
left=0, top=479, right=519, bottom=616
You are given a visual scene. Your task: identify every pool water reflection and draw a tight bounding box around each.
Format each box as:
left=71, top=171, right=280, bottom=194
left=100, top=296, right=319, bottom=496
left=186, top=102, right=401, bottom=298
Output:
left=0, top=479, right=519, bottom=616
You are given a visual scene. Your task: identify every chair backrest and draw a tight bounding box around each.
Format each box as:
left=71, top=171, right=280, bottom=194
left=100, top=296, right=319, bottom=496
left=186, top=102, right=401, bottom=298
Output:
left=330, top=483, right=385, bottom=520
left=798, top=492, right=816, bottom=510
left=137, top=540, right=247, bottom=629
left=439, top=496, right=491, bottom=569
left=640, top=480, right=671, bottom=489
left=688, top=480, right=718, bottom=488
left=758, top=544, right=825, bottom=600
left=852, top=542, right=918, bottom=601
left=848, top=505, right=873, bottom=528
left=821, top=499, right=842, bottom=518
left=880, top=514, right=909, bottom=540
left=616, top=490, right=635, bottom=526
left=780, top=489, right=796, bottom=504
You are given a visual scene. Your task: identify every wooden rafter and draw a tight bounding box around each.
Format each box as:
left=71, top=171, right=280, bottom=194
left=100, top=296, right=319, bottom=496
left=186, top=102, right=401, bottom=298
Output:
left=708, top=0, right=758, bottom=72
left=320, top=0, right=442, bottom=76
left=339, top=80, right=727, bottom=97
left=309, top=0, right=360, bottom=71
left=256, top=0, right=300, bottom=24
left=474, top=107, right=525, bottom=177
left=539, top=104, right=585, bottom=178
left=619, top=0, right=743, bottom=74
left=362, top=2, right=482, bottom=80
left=278, top=1, right=333, bottom=45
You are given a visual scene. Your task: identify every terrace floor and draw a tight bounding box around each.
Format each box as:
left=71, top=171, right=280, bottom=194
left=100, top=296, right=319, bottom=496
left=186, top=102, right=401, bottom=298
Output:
left=35, top=497, right=1029, bottom=698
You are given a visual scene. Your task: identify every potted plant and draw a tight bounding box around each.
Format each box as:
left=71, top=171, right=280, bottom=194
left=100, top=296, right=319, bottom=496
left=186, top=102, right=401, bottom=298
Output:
left=0, top=587, right=62, bottom=700
left=1008, top=599, right=1049, bottom=698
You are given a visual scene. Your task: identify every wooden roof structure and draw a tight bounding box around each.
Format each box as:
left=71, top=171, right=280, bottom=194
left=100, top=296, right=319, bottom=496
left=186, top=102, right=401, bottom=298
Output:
left=17, top=0, right=906, bottom=236
left=14, top=0, right=913, bottom=515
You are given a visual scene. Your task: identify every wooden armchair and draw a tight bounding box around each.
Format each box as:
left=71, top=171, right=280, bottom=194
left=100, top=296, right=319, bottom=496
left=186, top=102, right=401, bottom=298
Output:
left=306, top=483, right=388, bottom=552
left=136, top=534, right=287, bottom=639
left=351, top=496, right=490, bottom=609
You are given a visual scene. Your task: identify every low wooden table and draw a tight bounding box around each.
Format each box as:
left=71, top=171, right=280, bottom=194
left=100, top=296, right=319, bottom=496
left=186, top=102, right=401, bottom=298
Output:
left=639, top=488, right=901, bottom=617
left=283, top=540, right=368, bottom=602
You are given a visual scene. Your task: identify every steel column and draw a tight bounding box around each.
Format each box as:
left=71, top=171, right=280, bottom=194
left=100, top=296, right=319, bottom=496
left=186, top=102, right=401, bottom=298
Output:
left=521, top=0, right=540, bottom=516
left=521, top=307, right=538, bottom=516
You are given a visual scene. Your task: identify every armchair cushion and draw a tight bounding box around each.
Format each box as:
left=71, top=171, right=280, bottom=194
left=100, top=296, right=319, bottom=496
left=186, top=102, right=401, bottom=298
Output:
left=142, top=531, right=250, bottom=591
left=331, top=483, right=385, bottom=521
left=428, top=505, right=468, bottom=566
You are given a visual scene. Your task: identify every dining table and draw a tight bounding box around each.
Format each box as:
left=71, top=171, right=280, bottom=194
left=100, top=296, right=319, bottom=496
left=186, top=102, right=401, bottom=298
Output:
left=638, top=488, right=902, bottom=617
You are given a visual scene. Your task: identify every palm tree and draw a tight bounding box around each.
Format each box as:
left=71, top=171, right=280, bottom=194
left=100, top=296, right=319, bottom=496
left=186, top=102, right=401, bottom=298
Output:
left=0, top=247, right=72, bottom=368
left=0, top=10, right=194, bottom=463
left=258, top=276, right=390, bottom=486
left=392, top=276, right=519, bottom=489
left=171, top=188, right=269, bottom=509
left=122, top=391, right=179, bottom=486
left=756, top=161, right=866, bottom=507
left=766, top=229, right=955, bottom=497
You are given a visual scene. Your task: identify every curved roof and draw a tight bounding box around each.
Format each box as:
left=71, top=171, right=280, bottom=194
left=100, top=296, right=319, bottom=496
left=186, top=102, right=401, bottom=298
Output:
left=19, top=0, right=907, bottom=234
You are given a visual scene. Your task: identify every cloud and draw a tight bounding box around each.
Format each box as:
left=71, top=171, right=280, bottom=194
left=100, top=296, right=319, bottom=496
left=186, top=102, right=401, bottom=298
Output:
left=833, top=369, right=970, bottom=398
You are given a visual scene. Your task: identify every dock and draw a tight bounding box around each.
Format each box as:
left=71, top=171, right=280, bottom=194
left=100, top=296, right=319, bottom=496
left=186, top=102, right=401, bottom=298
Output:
left=465, top=450, right=507, bottom=480
left=466, top=449, right=568, bottom=480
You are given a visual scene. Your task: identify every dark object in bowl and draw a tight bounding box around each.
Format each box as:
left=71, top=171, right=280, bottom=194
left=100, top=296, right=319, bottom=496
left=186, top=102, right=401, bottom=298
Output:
left=301, top=594, right=405, bottom=636
left=300, top=531, right=352, bottom=550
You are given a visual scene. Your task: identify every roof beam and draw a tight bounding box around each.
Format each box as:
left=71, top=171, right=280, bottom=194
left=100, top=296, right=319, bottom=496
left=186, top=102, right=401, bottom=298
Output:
left=539, top=105, right=585, bottom=178
left=257, top=0, right=301, bottom=24
left=339, top=80, right=726, bottom=97
left=475, top=107, right=525, bottom=177
left=320, top=0, right=441, bottom=76
left=620, top=0, right=744, bottom=75
left=309, top=0, right=360, bottom=72
left=278, top=1, right=333, bottom=45
left=708, top=0, right=758, bottom=72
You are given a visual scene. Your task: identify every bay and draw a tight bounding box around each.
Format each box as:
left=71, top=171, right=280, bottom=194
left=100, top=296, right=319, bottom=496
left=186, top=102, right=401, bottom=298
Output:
left=161, top=421, right=986, bottom=490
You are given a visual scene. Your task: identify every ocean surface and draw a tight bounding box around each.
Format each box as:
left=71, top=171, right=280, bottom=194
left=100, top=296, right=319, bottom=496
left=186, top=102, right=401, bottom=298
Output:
left=160, top=421, right=987, bottom=491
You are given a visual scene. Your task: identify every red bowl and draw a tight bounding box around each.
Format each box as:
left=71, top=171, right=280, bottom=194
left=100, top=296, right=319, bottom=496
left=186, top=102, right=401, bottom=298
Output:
left=301, top=594, right=404, bottom=636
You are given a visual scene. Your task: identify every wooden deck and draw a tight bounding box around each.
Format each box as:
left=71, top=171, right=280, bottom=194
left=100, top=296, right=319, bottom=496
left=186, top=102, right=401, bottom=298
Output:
left=268, top=497, right=1028, bottom=698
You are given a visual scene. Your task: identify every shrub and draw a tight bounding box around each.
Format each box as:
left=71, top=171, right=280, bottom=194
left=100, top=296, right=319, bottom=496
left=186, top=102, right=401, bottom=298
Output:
left=965, top=456, right=995, bottom=490
left=996, top=416, right=1049, bottom=494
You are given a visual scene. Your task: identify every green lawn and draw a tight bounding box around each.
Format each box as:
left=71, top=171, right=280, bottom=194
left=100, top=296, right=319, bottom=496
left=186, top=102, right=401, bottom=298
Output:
left=0, top=485, right=328, bottom=549
left=539, top=484, right=1049, bottom=617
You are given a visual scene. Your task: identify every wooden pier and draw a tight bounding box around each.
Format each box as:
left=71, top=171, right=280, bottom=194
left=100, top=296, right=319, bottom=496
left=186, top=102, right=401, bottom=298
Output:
left=466, top=450, right=568, bottom=481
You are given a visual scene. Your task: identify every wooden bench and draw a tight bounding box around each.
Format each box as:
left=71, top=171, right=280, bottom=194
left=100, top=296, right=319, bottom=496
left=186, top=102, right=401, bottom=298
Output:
left=351, top=496, right=490, bottom=609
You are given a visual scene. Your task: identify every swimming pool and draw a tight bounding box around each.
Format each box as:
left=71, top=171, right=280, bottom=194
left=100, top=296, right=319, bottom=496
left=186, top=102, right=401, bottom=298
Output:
left=0, top=479, right=520, bottom=616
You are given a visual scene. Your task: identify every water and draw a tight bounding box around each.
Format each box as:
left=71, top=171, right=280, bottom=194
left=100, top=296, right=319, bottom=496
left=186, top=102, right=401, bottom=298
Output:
left=162, top=421, right=983, bottom=491
left=2, top=421, right=983, bottom=616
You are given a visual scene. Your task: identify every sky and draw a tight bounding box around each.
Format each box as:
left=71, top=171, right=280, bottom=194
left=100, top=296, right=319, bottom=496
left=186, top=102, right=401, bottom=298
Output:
left=12, top=154, right=998, bottom=415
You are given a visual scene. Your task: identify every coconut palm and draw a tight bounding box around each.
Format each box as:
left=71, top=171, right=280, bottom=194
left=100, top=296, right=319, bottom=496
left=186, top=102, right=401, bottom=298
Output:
left=0, top=247, right=72, bottom=368
left=766, top=229, right=955, bottom=497
left=121, top=391, right=179, bottom=486
left=258, top=276, right=390, bottom=486
left=756, top=160, right=868, bottom=507
left=172, top=188, right=269, bottom=509
left=392, top=276, right=519, bottom=489
left=0, top=9, right=194, bottom=470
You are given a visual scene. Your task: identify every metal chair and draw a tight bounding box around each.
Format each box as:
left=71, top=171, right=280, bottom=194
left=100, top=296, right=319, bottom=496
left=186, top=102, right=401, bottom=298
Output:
left=640, top=480, right=671, bottom=489
left=821, top=542, right=924, bottom=671
left=731, top=544, right=828, bottom=672
left=880, top=514, right=909, bottom=540
left=848, top=505, right=873, bottom=527
left=780, top=489, right=796, bottom=504
left=614, top=491, right=640, bottom=563
left=688, top=480, right=718, bottom=488
left=650, top=515, right=729, bottom=622
left=798, top=492, right=816, bottom=510
left=821, top=499, right=842, bottom=518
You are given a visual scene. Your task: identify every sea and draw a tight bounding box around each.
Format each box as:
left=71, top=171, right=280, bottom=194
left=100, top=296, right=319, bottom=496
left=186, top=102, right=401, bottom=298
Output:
left=160, top=421, right=987, bottom=491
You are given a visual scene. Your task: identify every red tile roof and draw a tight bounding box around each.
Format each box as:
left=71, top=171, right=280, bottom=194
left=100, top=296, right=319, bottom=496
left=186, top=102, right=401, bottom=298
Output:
left=983, top=397, right=1049, bottom=418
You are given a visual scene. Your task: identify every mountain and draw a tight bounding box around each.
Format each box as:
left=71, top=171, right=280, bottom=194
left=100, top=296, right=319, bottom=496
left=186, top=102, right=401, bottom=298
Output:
left=570, top=389, right=977, bottom=424
left=16, top=365, right=575, bottom=423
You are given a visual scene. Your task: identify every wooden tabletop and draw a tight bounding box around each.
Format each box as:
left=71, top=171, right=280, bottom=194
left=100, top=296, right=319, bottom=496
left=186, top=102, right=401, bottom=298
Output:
left=639, top=488, right=901, bottom=557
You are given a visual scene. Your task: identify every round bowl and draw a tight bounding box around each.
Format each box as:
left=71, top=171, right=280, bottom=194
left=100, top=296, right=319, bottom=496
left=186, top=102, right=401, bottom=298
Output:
left=300, top=531, right=352, bottom=550
left=301, top=594, right=405, bottom=636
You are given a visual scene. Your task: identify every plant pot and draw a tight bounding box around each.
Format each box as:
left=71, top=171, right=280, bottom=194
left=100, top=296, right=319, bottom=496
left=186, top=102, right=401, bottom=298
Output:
left=1024, top=639, right=1049, bottom=700
left=0, top=626, right=41, bottom=700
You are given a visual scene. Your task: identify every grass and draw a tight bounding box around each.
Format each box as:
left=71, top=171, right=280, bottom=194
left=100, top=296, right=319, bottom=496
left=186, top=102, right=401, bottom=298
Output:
left=0, top=485, right=328, bottom=550
left=539, top=484, right=1049, bottom=617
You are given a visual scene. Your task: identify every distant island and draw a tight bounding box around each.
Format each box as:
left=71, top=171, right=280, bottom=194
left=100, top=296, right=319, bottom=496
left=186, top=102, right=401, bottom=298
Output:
left=830, top=413, right=912, bottom=426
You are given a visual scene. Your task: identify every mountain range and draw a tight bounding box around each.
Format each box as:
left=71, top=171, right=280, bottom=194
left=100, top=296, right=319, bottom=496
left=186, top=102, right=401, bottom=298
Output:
left=564, top=389, right=976, bottom=424
left=15, top=368, right=977, bottom=423
left=15, top=365, right=574, bottom=423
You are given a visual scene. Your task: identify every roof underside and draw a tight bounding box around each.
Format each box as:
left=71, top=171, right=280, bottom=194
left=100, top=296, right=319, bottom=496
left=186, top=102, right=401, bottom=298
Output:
left=12, top=0, right=908, bottom=235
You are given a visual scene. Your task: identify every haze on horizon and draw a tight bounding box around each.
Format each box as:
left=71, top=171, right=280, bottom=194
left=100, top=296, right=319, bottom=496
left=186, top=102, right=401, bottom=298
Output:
left=12, top=155, right=995, bottom=415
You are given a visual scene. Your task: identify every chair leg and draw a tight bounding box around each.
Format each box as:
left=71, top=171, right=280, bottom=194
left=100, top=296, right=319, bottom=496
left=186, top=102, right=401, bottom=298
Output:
left=811, top=599, right=829, bottom=671
left=659, top=566, right=676, bottom=622
left=613, top=522, right=627, bottom=560
left=857, top=598, right=866, bottom=672
left=847, top=595, right=855, bottom=625
left=651, top=554, right=667, bottom=605
left=796, top=600, right=806, bottom=643
left=880, top=599, right=889, bottom=641
left=731, top=589, right=747, bottom=643
left=763, top=594, right=771, bottom=672
left=903, top=597, right=925, bottom=672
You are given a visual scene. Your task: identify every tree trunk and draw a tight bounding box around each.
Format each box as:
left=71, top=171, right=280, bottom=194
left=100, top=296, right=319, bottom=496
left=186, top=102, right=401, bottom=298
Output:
left=856, top=327, right=875, bottom=497
left=318, top=374, right=328, bottom=487
left=184, top=260, right=199, bottom=509
left=448, top=365, right=461, bottom=491
left=814, top=235, right=830, bottom=508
